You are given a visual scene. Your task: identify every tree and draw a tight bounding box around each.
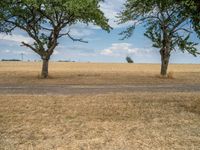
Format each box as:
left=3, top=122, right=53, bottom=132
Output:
left=0, top=1, right=13, bottom=34
left=0, top=0, right=111, bottom=78
left=176, top=0, right=200, bottom=37
left=126, top=56, right=134, bottom=63
left=119, top=0, right=199, bottom=76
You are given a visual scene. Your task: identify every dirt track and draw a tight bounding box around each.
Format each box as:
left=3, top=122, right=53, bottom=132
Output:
left=0, top=84, right=200, bottom=95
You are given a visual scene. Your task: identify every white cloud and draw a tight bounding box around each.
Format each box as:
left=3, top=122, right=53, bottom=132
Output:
left=55, top=44, right=96, bottom=54
left=70, top=27, right=93, bottom=38
left=100, top=43, right=156, bottom=57
left=15, top=50, right=33, bottom=55
left=4, top=49, right=11, bottom=53
left=100, top=0, right=134, bottom=29
left=0, top=34, right=33, bottom=43
left=101, top=49, right=113, bottom=55
left=59, top=23, right=95, bottom=41
left=0, top=49, right=33, bottom=55
left=72, top=0, right=133, bottom=30
left=53, top=50, right=59, bottom=55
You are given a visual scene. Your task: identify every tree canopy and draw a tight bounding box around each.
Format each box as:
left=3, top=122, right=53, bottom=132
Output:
left=0, top=0, right=111, bottom=78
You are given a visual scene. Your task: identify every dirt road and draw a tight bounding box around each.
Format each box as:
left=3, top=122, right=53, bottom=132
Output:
left=0, top=84, right=200, bottom=95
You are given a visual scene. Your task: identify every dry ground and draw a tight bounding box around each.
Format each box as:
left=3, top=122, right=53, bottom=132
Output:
left=1, top=93, right=200, bottom=149
left=1, top=62, right=200, bottom=149
left=0, top=62, right=200, bottom=85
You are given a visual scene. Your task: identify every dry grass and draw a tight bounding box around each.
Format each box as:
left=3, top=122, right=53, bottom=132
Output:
left=0, top=62, right=200, bottom=85
left=1, top=62, right=200, bottom=149
left=1, top=93, right=200, bottom=149
left=167, top=71, right=175, bottom=79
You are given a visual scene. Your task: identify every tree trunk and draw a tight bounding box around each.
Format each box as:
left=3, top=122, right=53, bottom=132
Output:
left=41, top=59, right=49, bottom=78
left=160, top=26, right=171, bottom=77
left=160, top=50, right=170, bottom=77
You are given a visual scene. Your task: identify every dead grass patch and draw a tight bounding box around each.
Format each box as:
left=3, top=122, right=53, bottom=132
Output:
left=0, top=93, right=200, bottom=149
left=167, top=71, right=175, bottom=79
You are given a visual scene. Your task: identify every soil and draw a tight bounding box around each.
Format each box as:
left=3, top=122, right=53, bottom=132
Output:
left=0, top=84, right=199, bottom=95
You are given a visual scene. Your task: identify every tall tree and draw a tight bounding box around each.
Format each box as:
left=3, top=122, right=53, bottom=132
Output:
left=119, top=0, right=199, bottom=76
left=0, top=0, right=111, bottom=78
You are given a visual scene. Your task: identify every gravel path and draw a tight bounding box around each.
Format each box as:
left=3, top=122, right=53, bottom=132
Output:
left=0, top=84, right=200, bottom=95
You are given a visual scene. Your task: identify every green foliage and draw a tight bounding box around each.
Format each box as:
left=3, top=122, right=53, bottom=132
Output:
left=126, top=56, right=134, bottom=63
left=119, top=0, right=199, bottom=56
left=176, top=0, right=200, bottom=38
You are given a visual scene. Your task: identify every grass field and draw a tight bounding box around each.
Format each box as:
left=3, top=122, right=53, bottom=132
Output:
left=0, top=62, right=200, bottom=85
left=1, top=93, right=200, bottom=149
left=0, top=62, right=200, bottom=149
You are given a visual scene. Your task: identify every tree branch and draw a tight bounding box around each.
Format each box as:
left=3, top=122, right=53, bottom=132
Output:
left=21, top=42, right=40, bottom=55
left=58, top=30, right=88, bottom=43
left=67, top=33, right=88, bottom=43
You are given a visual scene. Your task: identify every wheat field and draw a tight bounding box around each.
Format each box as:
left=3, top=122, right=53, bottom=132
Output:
left=0, top=62, right=200, bottom=85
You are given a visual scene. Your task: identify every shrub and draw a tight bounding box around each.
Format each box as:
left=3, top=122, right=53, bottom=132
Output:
left=126, top=56, right=134, bottom=63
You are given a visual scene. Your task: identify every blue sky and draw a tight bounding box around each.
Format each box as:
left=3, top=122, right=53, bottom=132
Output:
left=0, top=0, right=200, bottom=63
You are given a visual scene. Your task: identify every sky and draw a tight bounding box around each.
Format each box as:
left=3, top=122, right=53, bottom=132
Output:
left=0, top=0, right=200, bottom=63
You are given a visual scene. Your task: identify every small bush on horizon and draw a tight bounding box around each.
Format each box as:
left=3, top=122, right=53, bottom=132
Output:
left=126, top=56, right=134, bottom=63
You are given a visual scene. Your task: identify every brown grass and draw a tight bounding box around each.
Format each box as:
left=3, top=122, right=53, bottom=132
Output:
left=1, top=93, right=200, bottom=149
left=0, top=62, right=200, bottom=85
left=1, top=62, right=200, bottom=149
left=167, top=71, right=175, bottom=79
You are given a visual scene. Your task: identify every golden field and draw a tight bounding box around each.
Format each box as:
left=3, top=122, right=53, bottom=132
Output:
left=0, top=62, right=200, bottom=85
left=1, top=62, right=200, bottom=149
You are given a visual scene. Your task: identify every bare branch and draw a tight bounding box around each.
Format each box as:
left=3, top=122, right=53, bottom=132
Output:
left=21, top=42, right=40, bottom=55
left=41, top=26, right=53, bottom=31
left=174, top=27, right=193, bottom=34
left=67, top=33, right=88, bottom=43
left=58, top=30, right=88, bottom=43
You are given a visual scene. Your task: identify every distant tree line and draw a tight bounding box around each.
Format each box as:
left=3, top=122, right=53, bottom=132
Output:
left=1, top=59, right=21, bottom=61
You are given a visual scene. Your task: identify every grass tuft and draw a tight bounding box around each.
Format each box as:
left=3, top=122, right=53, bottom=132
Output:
left=167, top=71, right=175, bottom=79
